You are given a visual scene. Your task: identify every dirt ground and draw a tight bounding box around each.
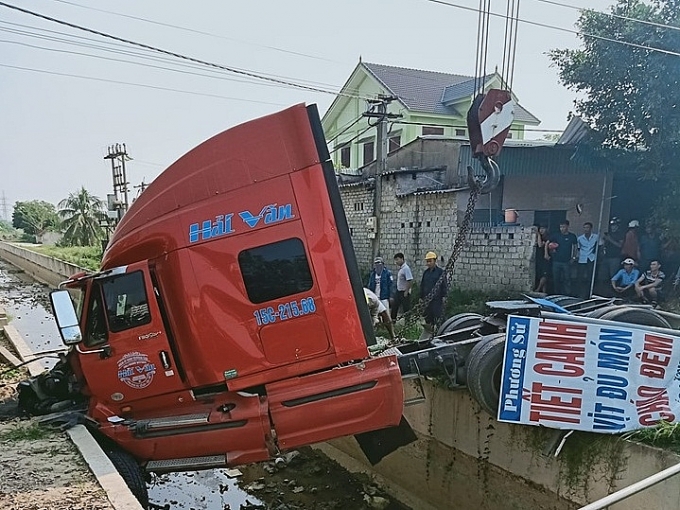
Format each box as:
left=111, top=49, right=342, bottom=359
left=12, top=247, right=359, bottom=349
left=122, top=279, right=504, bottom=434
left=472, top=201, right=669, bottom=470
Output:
left=0, top=355, right=114, bottom=510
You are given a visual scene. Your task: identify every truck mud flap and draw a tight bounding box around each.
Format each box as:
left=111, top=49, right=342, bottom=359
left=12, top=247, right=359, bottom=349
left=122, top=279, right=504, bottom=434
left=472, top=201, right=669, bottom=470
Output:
left=354, top=415, right=417, bottom=465
left=266, top=356, right=403, bottom=451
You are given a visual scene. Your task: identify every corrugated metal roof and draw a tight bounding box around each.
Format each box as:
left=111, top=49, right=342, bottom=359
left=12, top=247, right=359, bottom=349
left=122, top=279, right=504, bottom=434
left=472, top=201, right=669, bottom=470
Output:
left=458, top=144, right=606, bottom=178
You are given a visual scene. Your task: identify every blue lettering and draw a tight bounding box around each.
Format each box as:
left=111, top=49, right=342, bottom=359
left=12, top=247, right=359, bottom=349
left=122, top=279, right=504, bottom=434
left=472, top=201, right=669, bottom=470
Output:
left=588, top=402, right=628, bottom=430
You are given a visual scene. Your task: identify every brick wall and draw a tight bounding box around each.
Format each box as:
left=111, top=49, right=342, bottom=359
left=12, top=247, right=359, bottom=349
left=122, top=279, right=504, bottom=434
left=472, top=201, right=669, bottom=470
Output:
left=340, top=177, right=535, bottom=292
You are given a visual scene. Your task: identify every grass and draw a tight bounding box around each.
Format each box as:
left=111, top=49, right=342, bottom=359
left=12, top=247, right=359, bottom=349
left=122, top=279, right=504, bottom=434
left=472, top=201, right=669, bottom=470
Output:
left=443, top=286, right=516, bottom=317
left=25, top=245, right=101, bottom=271
left=0, top=421, right=50, bottom=442
left=623, top=421, right=680, bottom=454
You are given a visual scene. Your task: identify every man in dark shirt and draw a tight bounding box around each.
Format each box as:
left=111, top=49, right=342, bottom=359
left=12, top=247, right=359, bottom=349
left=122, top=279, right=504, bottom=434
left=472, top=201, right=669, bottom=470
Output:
left=420, top=251, right=447, bottom=333
left=546, top=220, right=578, bottom=296
left=601, top=217, right=625, bottom=282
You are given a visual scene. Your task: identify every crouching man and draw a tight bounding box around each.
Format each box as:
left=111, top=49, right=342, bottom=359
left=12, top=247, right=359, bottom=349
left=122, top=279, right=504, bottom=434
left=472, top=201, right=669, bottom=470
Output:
left=364, top=287, right=396, bottom=340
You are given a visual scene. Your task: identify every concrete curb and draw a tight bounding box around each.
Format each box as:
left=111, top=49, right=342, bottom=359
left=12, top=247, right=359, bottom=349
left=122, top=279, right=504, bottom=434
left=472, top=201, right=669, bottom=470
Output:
left=67, top=425, right=144, bottom=510
left=1, top=317, right=144, bottom=510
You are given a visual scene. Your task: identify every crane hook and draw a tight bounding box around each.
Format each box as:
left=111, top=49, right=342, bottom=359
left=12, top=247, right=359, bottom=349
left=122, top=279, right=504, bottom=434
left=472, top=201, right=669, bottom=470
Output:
left=467, top=155, right=500, bottom=194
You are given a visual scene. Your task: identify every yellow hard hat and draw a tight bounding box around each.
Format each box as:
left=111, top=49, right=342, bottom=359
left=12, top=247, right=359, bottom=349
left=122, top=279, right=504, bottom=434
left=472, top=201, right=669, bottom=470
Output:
left=425, top=251, right=437, bottom=260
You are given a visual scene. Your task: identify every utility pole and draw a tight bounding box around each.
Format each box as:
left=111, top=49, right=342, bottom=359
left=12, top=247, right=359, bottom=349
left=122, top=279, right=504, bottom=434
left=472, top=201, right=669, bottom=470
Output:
left=363, top=95, right=401, bottom=260
left=104, top=143, right=131, bottom=221
left=0, top=190, right=7, bottom=222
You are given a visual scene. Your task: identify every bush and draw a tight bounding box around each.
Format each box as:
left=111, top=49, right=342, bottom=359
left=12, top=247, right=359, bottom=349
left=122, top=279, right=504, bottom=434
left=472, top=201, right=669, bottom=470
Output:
left=443, top=286, right=517, bottom=317
left=27, top=245, right=101, bottom=271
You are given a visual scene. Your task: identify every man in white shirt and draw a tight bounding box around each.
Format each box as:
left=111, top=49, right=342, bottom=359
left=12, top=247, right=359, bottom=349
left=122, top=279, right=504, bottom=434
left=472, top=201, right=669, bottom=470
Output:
left=364, top=288, right=395, bottom=340
left=577, top=221, right=599, bottom=298
left=391, top=252, right=413, bottom=321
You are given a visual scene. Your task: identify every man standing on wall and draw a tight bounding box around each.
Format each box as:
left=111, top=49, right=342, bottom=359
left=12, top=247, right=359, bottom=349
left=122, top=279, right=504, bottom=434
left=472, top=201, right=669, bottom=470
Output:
left=367, top=257, right=392, bottom=316
left=577, top=222, right=598, bottom=298
left=546, top=220, right=578, bottom=296
left=391, top=252, right=413, bottom=322
left=420, top=251, right=447, bottom=333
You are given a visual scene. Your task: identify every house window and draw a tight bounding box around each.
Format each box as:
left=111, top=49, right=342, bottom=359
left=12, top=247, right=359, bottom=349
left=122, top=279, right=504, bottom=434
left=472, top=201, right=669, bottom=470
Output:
left=239, top=238, right=313, bottom=304
left=340, top=145, right=351, bottom=168
left=422, top=126, right=444, bottom=136
left=455, top=129, right=466, bottom=137
left=388, top=135, right=401, bottom=153
left=353, top=202, right=364, bottom=211
left=363, top=141, right=375, bottom=165
left=506, top=132, right=513, bottom=139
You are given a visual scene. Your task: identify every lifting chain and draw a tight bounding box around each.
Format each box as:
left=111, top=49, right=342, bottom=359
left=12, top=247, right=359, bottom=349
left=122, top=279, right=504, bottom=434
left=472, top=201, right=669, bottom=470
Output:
left=395, top=186, right=480, bottom=337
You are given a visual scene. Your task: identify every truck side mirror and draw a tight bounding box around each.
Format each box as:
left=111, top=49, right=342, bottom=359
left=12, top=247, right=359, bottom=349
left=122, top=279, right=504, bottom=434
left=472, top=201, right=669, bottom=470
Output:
left=50, top=290, right=83, bottom=345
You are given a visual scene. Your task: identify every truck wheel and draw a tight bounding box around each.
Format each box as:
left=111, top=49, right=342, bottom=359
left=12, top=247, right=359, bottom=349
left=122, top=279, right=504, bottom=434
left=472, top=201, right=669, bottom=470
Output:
left=549, top=296, right=582, bottom=307
left=437, top=313, right=483, bottom=336
left=586, top=305, right=621, bottom=319
left=599, top=307, right=671, bottom=328
left=106, top=449, right=149, bottom=509
left=466, top=333, right=506, bottom=417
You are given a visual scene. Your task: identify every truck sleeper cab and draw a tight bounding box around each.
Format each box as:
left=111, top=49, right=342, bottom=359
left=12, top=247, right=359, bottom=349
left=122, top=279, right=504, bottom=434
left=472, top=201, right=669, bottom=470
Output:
left=50, top=104, right=406, bottom=471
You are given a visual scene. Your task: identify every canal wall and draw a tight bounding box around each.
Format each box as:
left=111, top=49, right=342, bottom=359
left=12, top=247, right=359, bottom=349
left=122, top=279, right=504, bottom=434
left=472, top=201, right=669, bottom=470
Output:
left=0, top=242, right=86, bottom=288
left=2, top=241, right=680, bottom=509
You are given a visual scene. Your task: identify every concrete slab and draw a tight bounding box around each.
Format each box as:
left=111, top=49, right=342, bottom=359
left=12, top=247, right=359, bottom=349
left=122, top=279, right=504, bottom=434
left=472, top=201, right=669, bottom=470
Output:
left=3, top=324, right=45, bottom=376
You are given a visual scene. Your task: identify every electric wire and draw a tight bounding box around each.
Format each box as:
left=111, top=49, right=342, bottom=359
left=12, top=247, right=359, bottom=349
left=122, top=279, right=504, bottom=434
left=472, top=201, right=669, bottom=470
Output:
left=0, top=62, right=288, bottom=106
left=0, top=19, right=360, bottom=93
left=328, top=125, right=374, bottom=155
left=0, top=36, right=345, bottom=95
left=530, top=0, right=680, bottom=34
left=326, top=116, right=366, bottom=145
left=49, top=0, right=345, bottom=64
left=424, top=0, right=680, bottom=58
left=0, top=2, right=373, bottom=100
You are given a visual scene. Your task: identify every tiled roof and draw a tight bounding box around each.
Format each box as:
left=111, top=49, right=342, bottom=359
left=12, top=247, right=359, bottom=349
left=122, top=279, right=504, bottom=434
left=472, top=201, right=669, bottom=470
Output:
left=362, top=62, right=539, bottom=124
left=363, top=62, right=473, bottom=115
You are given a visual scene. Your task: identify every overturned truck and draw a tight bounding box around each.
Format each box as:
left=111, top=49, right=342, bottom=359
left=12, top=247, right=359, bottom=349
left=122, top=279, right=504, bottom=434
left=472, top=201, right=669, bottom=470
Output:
left=16, top=104, right=680, bottom=508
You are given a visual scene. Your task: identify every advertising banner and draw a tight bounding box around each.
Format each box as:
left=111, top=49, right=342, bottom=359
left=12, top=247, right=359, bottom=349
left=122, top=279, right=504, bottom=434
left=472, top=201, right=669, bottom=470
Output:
left=498, top=315, right=680, bottom=432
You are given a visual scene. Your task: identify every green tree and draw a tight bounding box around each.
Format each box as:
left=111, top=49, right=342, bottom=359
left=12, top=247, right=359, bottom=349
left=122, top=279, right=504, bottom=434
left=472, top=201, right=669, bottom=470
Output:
left=58, top=187, right=106, bottom=246
left=12, top=200, right=59, bottom=237
left=549, top=0, right=680, bottom=232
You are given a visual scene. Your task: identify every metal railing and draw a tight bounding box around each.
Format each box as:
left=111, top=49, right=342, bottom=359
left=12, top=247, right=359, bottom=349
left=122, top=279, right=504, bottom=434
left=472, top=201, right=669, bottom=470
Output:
left=579, top=461, right=680, bottom=510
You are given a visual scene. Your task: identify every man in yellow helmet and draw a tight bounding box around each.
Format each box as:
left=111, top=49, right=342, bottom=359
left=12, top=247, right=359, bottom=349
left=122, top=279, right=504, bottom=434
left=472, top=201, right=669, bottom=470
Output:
left=363, top=287, right=396, bottom=340
left=420, top=251, right=447, bottom=333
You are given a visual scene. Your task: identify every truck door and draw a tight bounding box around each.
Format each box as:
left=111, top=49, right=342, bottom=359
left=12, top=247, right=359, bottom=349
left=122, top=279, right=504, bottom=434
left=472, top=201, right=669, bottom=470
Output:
left=77, top=262, right=184, bottom=405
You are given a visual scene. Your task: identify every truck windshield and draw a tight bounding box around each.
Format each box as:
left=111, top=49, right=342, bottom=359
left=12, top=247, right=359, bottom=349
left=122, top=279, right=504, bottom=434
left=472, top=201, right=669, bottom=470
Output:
left=100, top=271, right=152, bottom=333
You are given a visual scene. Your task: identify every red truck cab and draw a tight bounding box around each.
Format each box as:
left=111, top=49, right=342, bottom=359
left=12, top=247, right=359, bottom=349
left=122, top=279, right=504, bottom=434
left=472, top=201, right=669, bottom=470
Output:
left=52, top=104, right=405, bottom=471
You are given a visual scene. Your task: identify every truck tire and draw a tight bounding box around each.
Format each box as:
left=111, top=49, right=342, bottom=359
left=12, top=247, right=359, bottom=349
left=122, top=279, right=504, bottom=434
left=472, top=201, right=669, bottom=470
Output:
left=437, top=312, right=483, bottom=336
left=586, top=305, right=621, bottom=319
left=106, top=449, right=149, bottom=509
left=599, top=307, right=671, bottom=328
left=549, top=296, right=582, bottom=307
left=466, top=333, right=506, bottom=417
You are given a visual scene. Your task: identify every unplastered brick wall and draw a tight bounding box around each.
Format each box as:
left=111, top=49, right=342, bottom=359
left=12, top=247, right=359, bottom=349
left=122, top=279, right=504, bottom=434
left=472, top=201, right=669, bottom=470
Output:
left=339, top=183, right=374, bottom=268
left=339, top=177, right=536, bottom=292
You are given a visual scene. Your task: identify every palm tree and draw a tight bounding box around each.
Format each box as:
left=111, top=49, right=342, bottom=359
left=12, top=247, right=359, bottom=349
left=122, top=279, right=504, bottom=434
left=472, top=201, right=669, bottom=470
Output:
left=58, top=187, right=106, bottom=246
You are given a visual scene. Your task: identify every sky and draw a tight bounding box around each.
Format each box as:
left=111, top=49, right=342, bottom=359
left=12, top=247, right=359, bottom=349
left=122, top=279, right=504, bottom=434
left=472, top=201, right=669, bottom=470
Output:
left=0, top=0, right=616, bottom=217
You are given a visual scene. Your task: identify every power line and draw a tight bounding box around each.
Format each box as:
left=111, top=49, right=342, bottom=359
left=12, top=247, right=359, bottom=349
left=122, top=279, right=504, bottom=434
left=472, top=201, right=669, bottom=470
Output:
left=530, top=0, right=680, bottom=34
left=49, top=0, right=346, bottom=64
left=0, top=62, right=289, bottom=106
left=0, top=19, right=360, bottom=93
left=423, top=0, right=680, bottom=58
left=329, top=126, right=374, bottom=154
left=0, top=2, right=373, bottom=100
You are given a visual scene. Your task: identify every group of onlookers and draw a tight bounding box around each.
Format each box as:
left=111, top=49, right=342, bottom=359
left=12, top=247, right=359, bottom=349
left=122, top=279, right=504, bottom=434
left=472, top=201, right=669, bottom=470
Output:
left=363, top=251, right=448, bottom=338
left=534, top=217, right=679, bottom=305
